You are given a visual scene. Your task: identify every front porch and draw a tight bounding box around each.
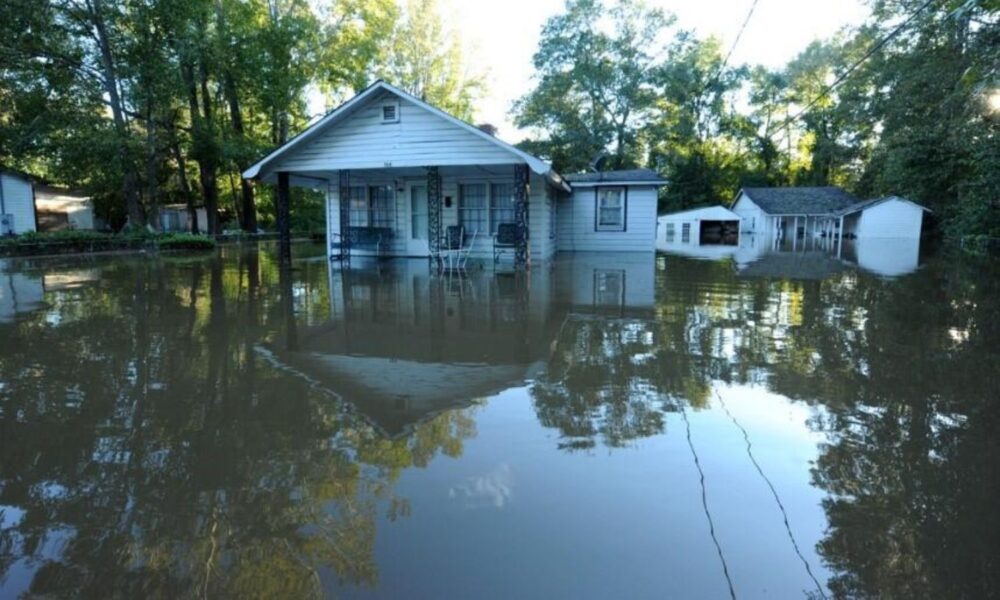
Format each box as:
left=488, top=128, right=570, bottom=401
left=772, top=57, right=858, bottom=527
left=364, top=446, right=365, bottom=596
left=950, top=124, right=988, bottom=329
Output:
left=293, top=162, right=560, bottom=268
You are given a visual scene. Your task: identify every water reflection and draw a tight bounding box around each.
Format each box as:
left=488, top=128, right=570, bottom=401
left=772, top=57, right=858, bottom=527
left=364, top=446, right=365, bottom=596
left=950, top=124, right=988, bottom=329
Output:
left=0, top=244, right=997, bottom=598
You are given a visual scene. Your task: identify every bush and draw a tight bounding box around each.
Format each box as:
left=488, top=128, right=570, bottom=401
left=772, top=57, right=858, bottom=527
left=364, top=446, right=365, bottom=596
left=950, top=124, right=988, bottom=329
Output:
left=156, top=233, right=216, bottom=251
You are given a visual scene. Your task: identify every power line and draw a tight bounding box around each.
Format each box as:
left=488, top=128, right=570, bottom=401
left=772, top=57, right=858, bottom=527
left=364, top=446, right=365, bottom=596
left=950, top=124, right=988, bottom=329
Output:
left=769, top=0, right=937, bottom=137
left=704, top=0, right=761, bottom=95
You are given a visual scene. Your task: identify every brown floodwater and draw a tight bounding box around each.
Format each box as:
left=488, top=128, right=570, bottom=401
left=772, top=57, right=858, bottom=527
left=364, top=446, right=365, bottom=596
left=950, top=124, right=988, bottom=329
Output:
left=0, top=242, right=997, bottom=599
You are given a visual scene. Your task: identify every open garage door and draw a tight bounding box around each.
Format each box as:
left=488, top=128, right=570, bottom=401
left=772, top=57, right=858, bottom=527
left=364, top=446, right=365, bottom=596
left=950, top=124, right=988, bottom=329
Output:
left=699, top=220, right=739, bottom=245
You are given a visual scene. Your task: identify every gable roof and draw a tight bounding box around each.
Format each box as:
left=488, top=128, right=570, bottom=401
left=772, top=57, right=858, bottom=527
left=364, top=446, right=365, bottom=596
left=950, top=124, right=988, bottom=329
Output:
left=243, top=80, right=567, bottom=190
left=738, top=186, right=860, bottom=215
left=565, top=169, right=667, bottom=186
left=659, top=205, right=739, bottom=221
left=834, top=195, right=931, bottom=216
left=0, top=166, right=36, bottom=182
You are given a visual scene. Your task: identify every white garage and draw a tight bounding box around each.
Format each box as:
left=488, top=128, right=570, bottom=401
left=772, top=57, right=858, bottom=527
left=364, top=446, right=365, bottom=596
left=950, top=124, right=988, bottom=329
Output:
left=658, top=205, right=741, bottom=247
left=839, top=196, right=929, bottom=239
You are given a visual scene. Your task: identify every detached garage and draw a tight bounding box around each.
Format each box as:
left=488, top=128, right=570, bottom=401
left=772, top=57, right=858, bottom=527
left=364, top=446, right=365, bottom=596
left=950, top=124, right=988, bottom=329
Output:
left=838, top=196, right=929, bottom=239
left=658, top=206, right=741, bottom=246
left=0, top=167, right=38, bottom=235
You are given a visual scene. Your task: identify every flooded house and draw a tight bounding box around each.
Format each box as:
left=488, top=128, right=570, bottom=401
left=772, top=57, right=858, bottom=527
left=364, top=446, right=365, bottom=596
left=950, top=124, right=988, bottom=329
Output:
left=0, top=167, right=38, bottom=235
left=242, top=81, right=666, bottom=265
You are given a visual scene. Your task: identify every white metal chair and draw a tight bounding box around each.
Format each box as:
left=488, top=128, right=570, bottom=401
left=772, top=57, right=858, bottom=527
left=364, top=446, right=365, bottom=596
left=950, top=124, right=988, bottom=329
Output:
left=438, top=225, right=478, bottom=271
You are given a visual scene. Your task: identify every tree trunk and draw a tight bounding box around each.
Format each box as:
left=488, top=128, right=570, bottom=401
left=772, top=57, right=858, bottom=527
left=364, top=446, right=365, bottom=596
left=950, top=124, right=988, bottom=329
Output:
left=181, top=59, right=218, bottom=236
left=89, top=0, right=144, bottom=228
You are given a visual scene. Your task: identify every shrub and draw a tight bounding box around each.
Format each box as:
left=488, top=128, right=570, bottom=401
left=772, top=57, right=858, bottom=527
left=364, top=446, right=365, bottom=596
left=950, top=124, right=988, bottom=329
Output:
left=156, top=233, right=216, bottom=251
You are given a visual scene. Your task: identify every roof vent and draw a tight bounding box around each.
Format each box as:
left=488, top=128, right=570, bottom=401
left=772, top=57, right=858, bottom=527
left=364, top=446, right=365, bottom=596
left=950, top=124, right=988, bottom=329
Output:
left=477, top=123, right=498, bottom=136
left=381, top=101, right=399, bottom=123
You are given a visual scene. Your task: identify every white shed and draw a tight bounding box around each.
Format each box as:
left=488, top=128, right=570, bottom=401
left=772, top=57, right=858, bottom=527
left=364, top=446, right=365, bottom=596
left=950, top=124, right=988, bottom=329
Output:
left=0, top=168, right=38, bottom=235
left=839, top=196, right=928, bottom=239
left=657, top=205, right=740, bottom=247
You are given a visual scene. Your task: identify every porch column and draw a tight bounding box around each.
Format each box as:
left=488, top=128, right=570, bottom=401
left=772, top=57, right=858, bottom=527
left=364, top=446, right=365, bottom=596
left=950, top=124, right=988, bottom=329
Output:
left=277, top=171, right=291, bottom=263
left=426, top=166, right=442, bottom=258
left=514, top=163, right=529, bottom=269
left=338, top=170, right=351, bottom=260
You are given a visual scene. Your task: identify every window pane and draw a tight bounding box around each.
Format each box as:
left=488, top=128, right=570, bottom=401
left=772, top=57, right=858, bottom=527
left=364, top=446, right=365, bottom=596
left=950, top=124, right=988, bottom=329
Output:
left=348, top=186, right=368, bottom=226
left=597, top=188, right=624, bottom=229
left=459, top=184, right=488, bottom=234
left=490, top=183, right=515, bottom=233
left=369, top=185, right=395, bottom=228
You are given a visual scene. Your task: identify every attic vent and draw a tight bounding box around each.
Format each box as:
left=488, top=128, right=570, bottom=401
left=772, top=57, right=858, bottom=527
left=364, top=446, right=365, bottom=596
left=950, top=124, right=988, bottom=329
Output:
left=381, top=102, right=399, bottom=123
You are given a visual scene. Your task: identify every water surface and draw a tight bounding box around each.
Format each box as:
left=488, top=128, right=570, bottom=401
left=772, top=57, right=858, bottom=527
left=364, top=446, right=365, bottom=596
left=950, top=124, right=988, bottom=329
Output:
left=1, top=243, right=997, bottom=599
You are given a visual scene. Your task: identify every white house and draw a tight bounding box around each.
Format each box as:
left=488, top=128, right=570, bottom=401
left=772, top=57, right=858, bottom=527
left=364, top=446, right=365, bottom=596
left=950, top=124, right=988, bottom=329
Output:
left=0, top=168, right=38, bottom=235
left=242, top=81, right=666, bottom=265
left=657, top=205, right=740, bottom=248
left=34, top=185, right=95, bottom=231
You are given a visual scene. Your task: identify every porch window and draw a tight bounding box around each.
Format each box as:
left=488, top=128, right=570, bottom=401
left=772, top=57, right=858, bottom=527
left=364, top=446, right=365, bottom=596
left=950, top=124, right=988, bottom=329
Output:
left=459, top=183, right=488, bottom=234
left=489, top=183, right=515, bottom=234
left=596, top=187, right=625, bottom=231
left=369, top=185, right=395, bottom=228
left=347, top=186, right=368, bottom=226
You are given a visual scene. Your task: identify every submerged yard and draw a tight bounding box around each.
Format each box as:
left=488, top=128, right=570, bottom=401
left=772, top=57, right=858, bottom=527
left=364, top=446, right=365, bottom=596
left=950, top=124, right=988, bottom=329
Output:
left=0, top=242, right=997, bottom=598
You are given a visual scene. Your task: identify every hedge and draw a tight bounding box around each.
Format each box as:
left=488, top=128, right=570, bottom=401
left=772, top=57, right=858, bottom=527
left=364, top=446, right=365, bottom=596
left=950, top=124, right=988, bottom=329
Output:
left=0, top=231, right=216, bottom=257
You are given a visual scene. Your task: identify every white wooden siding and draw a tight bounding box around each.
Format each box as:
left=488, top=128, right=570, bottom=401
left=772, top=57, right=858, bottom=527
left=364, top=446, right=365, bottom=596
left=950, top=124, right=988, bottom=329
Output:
left=0, top=173, right=37, bottom=234
left=555, top=186, right=657, bottom=252
left=731, top=193, right=770, bottom=235
left=274, top=91, right=519, bottom=173
left=855, top=199, right=924, bottom=239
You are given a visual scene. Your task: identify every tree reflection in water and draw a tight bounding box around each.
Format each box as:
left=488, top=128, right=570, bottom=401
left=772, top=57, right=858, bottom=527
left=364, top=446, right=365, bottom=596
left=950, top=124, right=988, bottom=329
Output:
left=0, top=247, right=476, bottom=598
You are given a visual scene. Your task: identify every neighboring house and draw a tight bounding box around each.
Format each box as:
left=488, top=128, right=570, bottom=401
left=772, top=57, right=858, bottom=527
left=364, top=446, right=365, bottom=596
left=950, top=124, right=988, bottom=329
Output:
left=657, top=206, right=741, bottom=248
left=34, top=185, right=95, bottom=231
left=730, top=186, right=928, bottom=240
left=159, top=204, right=208, bottom=233
left=0, top=168, right=38, bottom=235
left=242, top=80, right=666, bottom=264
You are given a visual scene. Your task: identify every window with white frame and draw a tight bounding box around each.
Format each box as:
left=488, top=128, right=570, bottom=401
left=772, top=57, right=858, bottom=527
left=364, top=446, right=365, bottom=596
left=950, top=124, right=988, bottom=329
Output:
left=681, top=222, right=691, bottom=242
left=489, top=183, right=515, bottom=233
left=596, top=187, right=625, bottom=231
left=665, top=222, right=675, bottom=241
left=458, top=183, right=488, bottom=234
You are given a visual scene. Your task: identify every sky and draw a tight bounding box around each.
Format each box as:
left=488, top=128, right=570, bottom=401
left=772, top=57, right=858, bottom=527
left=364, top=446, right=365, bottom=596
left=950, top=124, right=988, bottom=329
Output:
left=446, top=0, right=870, bottom=139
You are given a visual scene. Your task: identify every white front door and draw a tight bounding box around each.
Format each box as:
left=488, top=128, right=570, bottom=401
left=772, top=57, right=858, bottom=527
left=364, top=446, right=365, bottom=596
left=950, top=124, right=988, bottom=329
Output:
left=405, top=182, right=430, bottom=257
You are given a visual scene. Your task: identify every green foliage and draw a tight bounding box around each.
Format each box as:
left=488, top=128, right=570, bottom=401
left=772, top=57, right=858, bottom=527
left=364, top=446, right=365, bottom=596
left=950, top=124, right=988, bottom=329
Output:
left=0, top=230, right=215, bottom=256
left=156, top=232, right=217, bottom=250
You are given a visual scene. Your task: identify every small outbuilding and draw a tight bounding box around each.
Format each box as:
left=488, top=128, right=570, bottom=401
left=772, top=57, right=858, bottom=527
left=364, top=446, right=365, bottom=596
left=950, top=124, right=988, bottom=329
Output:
left=837, top=196, right=929, bottom=239
left=0, top=167, right=38, bottom=235
left=159, top=204, right=208, bottom=233
left=34, top=185, right=96, bottom=231
left=658, top=206, right=741, bottom=246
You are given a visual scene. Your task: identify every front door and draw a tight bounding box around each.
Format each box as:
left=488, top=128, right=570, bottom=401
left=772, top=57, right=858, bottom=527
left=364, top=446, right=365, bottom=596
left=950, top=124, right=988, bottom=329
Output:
left=406, top=182, right=430, bottom=257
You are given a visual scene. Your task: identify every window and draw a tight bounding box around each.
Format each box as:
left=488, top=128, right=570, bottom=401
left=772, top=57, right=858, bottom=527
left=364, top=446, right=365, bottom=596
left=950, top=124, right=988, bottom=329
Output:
left=459, top=183, right=488, bottom=234
left=489, top=183, right=515, bottom=233
left=347, top=186, right=368, bottom=226
left=369, top=185, right=395, bottom=228
left=596, top=187, right=625, bottom=231
left=681, top=222, right=691, bottom=243
left=347, top=186, right=396, bottom=228
left=381, top=101, right=399, bottom=123
left=665, top=222, right=675, bottom=241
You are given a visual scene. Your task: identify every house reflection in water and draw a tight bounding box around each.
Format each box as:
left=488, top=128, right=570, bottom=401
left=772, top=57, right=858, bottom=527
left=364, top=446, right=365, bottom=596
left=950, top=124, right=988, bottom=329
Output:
left=660, top=230, right=924, bottom=279
left=267, top=253, right=656, bottom=437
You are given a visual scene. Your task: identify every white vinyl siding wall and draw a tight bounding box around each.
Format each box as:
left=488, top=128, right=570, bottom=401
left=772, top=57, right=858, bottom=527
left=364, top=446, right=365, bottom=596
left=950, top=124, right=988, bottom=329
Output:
left=556, top=185, right=657, bottom=252
left=731, top=193, right=770, bottom=235
left=853, top=200, right=925, bottom=239
left=274, top=91, right=518, bottom=173
left=0, top=173, right=37, bottom=234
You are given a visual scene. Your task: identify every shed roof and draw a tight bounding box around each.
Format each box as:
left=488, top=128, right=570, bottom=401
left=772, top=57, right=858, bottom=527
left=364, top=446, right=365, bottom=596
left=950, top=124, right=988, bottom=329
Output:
left=739, top=186, right=860, bottom=215
left=834, top=195, right=931, bottom=216
left=565, top=169, right=667, bottom=186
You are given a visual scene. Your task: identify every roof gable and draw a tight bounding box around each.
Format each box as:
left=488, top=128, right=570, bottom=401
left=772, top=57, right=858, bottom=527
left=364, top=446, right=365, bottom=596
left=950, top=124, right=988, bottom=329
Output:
left=565, top=169, right=667, bottom=186
left=244, top=81, right=557, bottom=183
left=740, top=186, right=860, bottom=215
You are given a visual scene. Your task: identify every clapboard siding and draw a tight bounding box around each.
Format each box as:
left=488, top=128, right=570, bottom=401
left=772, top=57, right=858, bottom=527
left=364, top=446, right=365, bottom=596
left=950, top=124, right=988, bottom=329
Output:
left=854, top=199, right=924, bottom=239
left=555, top=186, right=657, bottom=252
left=275, top=92, right=517, bottom=173
left=0, top=173, right=37, bottom=234
left=731, top=192, right=771, bottom=234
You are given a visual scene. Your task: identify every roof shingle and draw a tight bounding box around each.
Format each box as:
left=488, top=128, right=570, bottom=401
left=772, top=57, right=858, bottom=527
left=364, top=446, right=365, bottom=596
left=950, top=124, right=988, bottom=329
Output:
left=740, top=186, right=860, bottom=215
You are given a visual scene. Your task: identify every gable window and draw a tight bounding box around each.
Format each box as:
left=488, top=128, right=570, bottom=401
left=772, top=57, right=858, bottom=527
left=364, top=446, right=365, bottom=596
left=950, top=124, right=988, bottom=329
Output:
left=596, top=187, right=626, bottom=231
left=458, top=183, right=488, bottom=234
left=489, top=183, right=515, bottom=233
left=381, top=101, right=399, bottom=123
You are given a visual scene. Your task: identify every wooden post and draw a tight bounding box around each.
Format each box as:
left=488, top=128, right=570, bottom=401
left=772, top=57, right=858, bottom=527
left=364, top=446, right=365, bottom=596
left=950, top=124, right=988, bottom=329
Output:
left=277, top=171, right=291, bottom=263
left=514, top=164, right=529, bottom=269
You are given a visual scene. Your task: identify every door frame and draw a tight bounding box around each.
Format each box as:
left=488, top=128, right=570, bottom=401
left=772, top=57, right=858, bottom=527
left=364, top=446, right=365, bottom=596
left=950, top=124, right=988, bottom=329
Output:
left=404, top=181, right=431, bottom=257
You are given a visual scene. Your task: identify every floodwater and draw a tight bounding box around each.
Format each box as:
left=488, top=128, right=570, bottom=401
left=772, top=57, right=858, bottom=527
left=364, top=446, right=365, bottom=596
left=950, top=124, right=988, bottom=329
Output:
left=0, top=242, right=997, bottom=599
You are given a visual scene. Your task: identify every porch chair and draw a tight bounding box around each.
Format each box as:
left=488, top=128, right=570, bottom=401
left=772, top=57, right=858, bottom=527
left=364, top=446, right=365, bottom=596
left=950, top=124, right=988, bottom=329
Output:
left=493, top=222, right=519, bottom=265
left=438, top=225, right=478, bottom=271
